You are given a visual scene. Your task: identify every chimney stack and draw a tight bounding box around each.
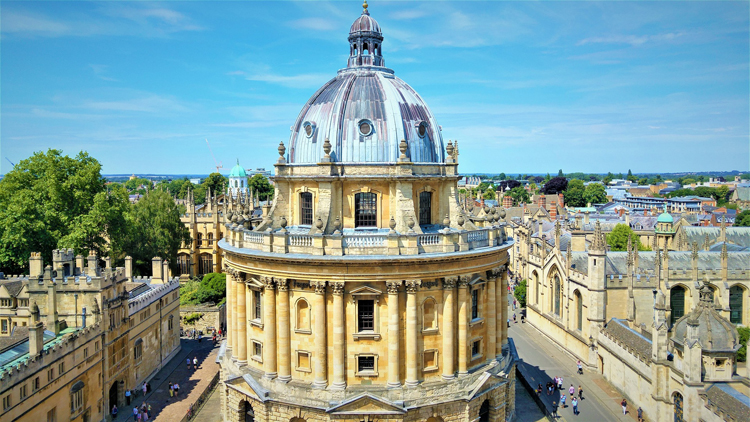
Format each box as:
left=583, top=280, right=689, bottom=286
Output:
left=550, top=201, right=557, bottom=219
left=152, top=257, right=164, bottom=284
left=538, top=195, right=547, bottom=210
left=29, top=302, right=44, bottom=356
left=558, top=193, right=565, bottom=209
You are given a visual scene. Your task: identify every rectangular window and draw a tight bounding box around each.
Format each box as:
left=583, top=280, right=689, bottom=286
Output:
left=471, top=289, right=479, bottom=319
left=358, top=300, right=374, bottom=331
left=47, top=407, right=56, bottom=422
left=168, top=317, right=174, bottom=330
left=252, top=341, right=262, bottom=362
left=300, top=192, right=313, bottom=226
left=423, top=350, right=437, bottom=371
left=19, top=385, right=27, bottom=400
left=254, top=291, right=262, bottom=319
left=83, top=347, right=88, bottom=359
left=296, top=351, right=311, bottom=372
left=59, top=362, right=64, bottom=375
left=472, top=339, right=481, bottom=357
left=71, top=389, right=83, bottom=413
left=48, top=368, right=54, bottom=382
left=1, top=320, right=7, bottom=333
left=419, top=191, right=432, bottom=226
left=358, top=355, right=375, bottom=372
left=354, top=192, right=377, bottom=227
left=33, top=377, right=40, bottom=391
left=2, top=394, right=11, bottom=411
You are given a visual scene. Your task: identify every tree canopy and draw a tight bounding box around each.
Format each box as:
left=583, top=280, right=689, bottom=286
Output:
left=541, top=176, right=568, bottom=194
left=584, top=183, right=607, bottom=205
left=180, top=272, right=227, bottom=306
left=606, top=224, right=650, bottom=251
left=249, top=174, right=274, bottom=201
left=736, top=210, right=750, bottom=227
left=564, top=179, right=586, bottom=207
left=508, top=186, right=530, bottom=205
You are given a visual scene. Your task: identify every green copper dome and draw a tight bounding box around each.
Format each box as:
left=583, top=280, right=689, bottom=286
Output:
left=229, top=161, right=246, bottom=178
left=657, top=211, right=673, bottom=223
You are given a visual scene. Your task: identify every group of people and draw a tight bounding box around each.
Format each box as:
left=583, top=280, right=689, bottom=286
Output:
left=168, top=382, right=181, bottom=398
left=537, top=375, right=584, bottom=418
left=187, top=356, right=200, bottom=370
left=132, top=402, right=152, bottom=421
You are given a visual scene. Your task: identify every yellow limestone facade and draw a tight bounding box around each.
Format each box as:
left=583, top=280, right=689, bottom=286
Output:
left=218, top=5, right=517, bottom=421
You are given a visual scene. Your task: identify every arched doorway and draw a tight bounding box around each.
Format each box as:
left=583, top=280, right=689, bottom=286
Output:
left=108, top=382, right=118, bottom=414
left=673, top=392, right=684, bottom=422
left=670, top=286, right=686, bottom=325
left=240, top=400, right=254, bottom=422
left=478, top=399, right=490, bottom=422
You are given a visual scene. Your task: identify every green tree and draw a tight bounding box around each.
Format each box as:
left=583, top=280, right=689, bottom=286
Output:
left=529, top=182, right=538, bottom=194
left=482, top=190, right=496, bottom=200
left=626, top=169, right=637, bottom=182
left=602, top=172, right=614, bottom=185
left=738, top=327, right=749, bottom=362
left=498, top=173, right=506, bottom=180
left=514, top=279, right=527, bottom=308
left=584, top=183, right=607, bottom=205
left=735, top=210, right=750, bottom=227
left=122, top=189, right=191, bottom=275
left=564, top=179, right=586, bottom=207
left=249, top=174, right=274, bottom=201
left=202, top=172, right=228, bottom=196
left=0, top=149, right=110, bottom=273
left=557, top=169, right=564, bottom=177
left=681, top=178, right=695, bottom=185
left=508, top=186, right=530, bottom=205
left=124, top=177, right=151, bottom=192
left=638, top=178, right=649, bottom=185
left=606, top=224, right=650, bottom=251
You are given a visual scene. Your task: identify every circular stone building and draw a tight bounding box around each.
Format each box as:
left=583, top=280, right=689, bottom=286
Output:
left=218, top=3, right=517, bottom=421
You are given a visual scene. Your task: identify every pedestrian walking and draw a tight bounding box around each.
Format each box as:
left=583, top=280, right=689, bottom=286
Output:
left=147, top=403, right=152, bottom=418
left=507, top=319, right=510, bottom=328
left=577, top=360, right=583, bottom=374
left=558, top=376, right=564, bottom=390
left=571, top=397, right=579, bottom=415
left=537, top=383, right=543, bottom=396
left=174, top=383, right=180, bottom=396
left=111, top=405, right=118, bottom=419
left=187, top=357, right=192, bottom=369
left=551, top=402, right=559, bottom=418
left=637, top=406, right=644, bottom=422
left=513, top=313, right=517, bottom=323
left=569, top=384, right=575, bottom=396
left=621, top=398, right=628, bottom=415
left=169, top=382, right=174, bottom=398
left=193, top=356, right=199, bottom=369
left=142, top=382, right=147, bottom=396
left=125, top=389, right=131, bottom=405
left=560, top=394, right=567, bottom=408
left=578, top=385, right=583, bottom=400
left=133, top=407, right=139, bottom=420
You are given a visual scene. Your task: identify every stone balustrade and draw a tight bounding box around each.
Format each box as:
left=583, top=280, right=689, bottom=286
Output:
left=229, top=225, right=507, bottom=256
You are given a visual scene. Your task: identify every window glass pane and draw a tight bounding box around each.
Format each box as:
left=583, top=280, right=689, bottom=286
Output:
left=300, top=192, right=313, bottom=226
left=471, top=290, right=479, bottom=319
left=419, top=192, right=432, bottom=225
left=671, top=287, right=685, bottom=325
left=730, top=286, right=743, bottom=324
left=358, top=356, right=374, bottom=371
left=355, top=192, right=377, bottom=227
left=358, top=300, right=374, bottom=331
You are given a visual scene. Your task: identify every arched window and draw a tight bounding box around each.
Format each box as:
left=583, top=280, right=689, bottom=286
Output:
left=134, top=338, right=143, bottom=362
left=300, top=192, right=313, bottom=226
left=673, top=392, right=684, bottom=422
left=241, top=400, right=255, bottom=422
left=70, top=380, right=85, bottom=414
left=177, top=254, right=191, bottom=276
left=354, top=192, right=377, bottom=227
left=199, top=253, right=213, bottom=275
left=422, top=298, right=437, bottom=330
left=575, top=291, right=583, bottom=331
left=208, top=232, right=214, bottom=246
left=296, top=299, right=311, bottom=332
left=363, top=42, right=369, bottom=54
left=730, top=285, right=743, bottom=324
left=533, top=272, right=540, bottom=305
left=419, top=191, right=432, bottom=225
left=478, top=399, right=490, bottom=422
left=554, top=275, right=561, bottom=316
left=670, top=286, right=686, bottom=325
left=196, top=232, right=203, bottom=248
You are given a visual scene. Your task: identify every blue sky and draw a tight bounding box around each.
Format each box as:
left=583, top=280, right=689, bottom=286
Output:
left=2, top=0, right=748, bottom=175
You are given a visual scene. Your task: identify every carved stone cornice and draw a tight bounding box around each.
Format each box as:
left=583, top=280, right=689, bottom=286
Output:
left=261, top=275, right=275, bottom=290
left=311, top=280, right=327, bottom=295
left=330, top=281, right=345, bottom=296
left=404, top=279, right=421, bottom=293
left=227, top=268, right=240, bottom=281
left=443, top=276, right=458, bottom=290
left=385, top=280, right=402, bottom=294
left=457, top=275, right=470, bottom=288
left=275, top=278, right=289, bottom=291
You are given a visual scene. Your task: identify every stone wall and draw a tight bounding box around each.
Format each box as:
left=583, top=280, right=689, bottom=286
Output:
left=180, top=304, right=226, bottom=334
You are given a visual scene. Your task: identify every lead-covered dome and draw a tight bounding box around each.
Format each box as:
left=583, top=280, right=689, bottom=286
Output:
left=672, top=281, right=740, bottom=352
left=287, top=2, right=445, bottom=164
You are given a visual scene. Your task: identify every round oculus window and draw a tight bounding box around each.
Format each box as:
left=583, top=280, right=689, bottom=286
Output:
left=303, top=122, right=314, bottom=137
left=418, top=121, right=428, bottom=138
left=359, top=121, right=373, bottom=136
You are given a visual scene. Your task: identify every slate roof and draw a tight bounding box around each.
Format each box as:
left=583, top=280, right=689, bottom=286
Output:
left=683, top=226, right=750, bottom=248
left=733, top=186, right=750, bottom=201
left=702, top=383, right=750, bottom=422
left=601, top=318, right=652, bottom=362
left=0, top=279, right=25, bottom=296
left=0, top=326, right=29, bottom=352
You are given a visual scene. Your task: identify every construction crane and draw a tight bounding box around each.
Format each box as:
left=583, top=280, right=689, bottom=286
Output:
left=5, top=157, right=15, bottom=167
left=205, top=139, right=223, bottom=173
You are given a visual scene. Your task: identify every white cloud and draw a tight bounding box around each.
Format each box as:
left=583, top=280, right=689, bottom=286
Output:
left=82, top=95, right=190, bottom=113
left=287, top=17, right=337, bottom=31
left=1, top=11, right=70, bottom=36
left=577, top=32, right=684, bottom=46
left=229, top=69, right=330, bottom=89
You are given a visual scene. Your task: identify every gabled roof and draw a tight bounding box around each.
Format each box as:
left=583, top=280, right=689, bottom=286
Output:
left=327, top=393, right=405, bottom=415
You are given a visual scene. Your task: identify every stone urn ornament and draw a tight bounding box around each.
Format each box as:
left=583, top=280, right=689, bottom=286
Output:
left=407, top=217, right=415, bottom=233
left=389, top=216, right=397, bottom=233
left=457, top=214, right=465, bottom=229
left=499, top=208, right=507, bottom=219
left=443, top=214, right=450, bottom=227
left=280, top=216, right=288, bottom=232
left=333, top=216, right=342, bottom=234
left=278, top=141, right=286, bottom=164
left=315, top=217, right=324, bottom=232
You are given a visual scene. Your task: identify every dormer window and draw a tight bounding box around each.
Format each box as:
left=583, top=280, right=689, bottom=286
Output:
left=417, top=121, right=428, bottom=138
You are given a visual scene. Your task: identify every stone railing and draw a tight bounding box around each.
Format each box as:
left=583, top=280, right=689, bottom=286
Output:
left=229, top=224, right=511, bottom=257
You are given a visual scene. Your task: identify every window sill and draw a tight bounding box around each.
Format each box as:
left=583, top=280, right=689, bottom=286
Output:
left=422, top=327, right=439, bottom=335
left=423, top=365, right=439, bottom=373
left=250, top=319, right=264, bottom=329
left=469, top=317, right=485, bottom=328
left=353, top=332, right=381, bottom=341
left=251, top=355, right=263, bottom=364
left=294, top=329, right=312, bottom=335
left=295, top=366, right=311, bottom=373
left=470, top=353, right=484, bottom=362
left=355, top=370, right=378, bottom=377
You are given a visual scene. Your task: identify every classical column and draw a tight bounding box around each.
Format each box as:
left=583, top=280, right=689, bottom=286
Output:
left=227, top=269, right=234, bottom=353
left=457, top=275, right=470, bottom=376
left=386, top=280, right=402, bottom=388
left=495, top=267, right=505, bottom=358
left=236, top=273, right=247, bottom=364
left=331, top=282, right=346, bottom=390
left=487, top=273, right=497, bottom=364
left=262, top=276, right=277, bottom=379
left=312, top=281, right=328, bottom=389
left=442, top=277, right=457, bottom=380
left=405, top=279, right=421, bottom=387
left=276, top=278, right=291, bottom=382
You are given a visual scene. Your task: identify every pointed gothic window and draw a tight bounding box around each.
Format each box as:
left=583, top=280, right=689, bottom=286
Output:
left=554, top=275, right=561, bottom=316
left=670, top=286, right=685, bottom=325
left=729, top=285, right=743, bottom=324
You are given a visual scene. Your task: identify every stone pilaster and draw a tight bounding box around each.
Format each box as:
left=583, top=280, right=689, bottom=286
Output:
left=236, top=273, right=247, bottom=364
left=499, top=266, right=509, bottom=350
left=487, top=274, right=497, bottom=363
left=276, top=278, right=291, bottom=382
left=457, top=275, right=470, bottom=375
left=386, top=280, right=402, bottom=388
left=442, top=277, right=457, bottom=380
left=405, top=279, right=421, bottom=387
left=330, top=281, right=346, bottom=389
left=262, top=276, right=277, bottom=379
left=312, top=281, right=327, bottom=389
left=227, top=269, right=236, bottom=354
